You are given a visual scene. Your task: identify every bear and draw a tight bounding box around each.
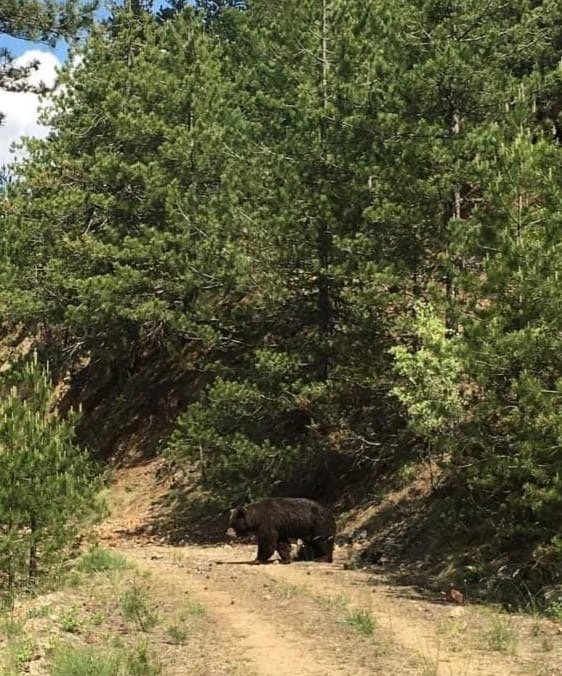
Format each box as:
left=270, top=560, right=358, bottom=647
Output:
left=226, top=497, right=336, bottom=564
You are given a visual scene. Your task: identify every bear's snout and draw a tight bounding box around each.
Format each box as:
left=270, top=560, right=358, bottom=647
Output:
left=226, top=527, right=237, bottom=538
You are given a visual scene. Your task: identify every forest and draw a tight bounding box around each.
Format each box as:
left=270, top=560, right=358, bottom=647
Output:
left=0, top=0, right=561, bottom=613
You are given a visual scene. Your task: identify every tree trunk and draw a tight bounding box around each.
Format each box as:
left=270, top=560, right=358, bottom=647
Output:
left=317, top=0, right=332, bottom=381
left=29, top=514, right=38, bottom=580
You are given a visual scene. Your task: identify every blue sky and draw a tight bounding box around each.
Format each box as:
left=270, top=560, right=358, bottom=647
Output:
left=0, top=34, right=69, bottom=61
left=0, top=1, right=173, bottom=61
left=0, top=1, right=173, bottom=164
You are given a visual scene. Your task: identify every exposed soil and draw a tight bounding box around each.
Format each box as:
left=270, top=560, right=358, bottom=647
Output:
left=88, top=458, right=561, bottom=676
left=116, top=541, right=561, bottom=676
left=2, top=459, right=560, bottom=675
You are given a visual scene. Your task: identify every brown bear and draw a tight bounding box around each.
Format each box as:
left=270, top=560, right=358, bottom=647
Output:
left=226, top=497, right=336, bottom=564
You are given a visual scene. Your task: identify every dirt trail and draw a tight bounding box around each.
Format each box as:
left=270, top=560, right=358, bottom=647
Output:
left=94, top=462, right=560, bottom=675
left=123, top=544, right=394, bottom=676
left=118, top=542, right=561, bottom=676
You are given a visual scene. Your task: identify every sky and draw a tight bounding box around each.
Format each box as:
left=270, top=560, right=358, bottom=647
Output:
left=0, top=40, right=64, bottom=165
left=0, top=1, right=171, bottom=166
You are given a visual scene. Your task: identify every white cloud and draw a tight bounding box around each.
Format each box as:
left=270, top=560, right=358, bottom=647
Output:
left=0, top=50, right=61, bottom=166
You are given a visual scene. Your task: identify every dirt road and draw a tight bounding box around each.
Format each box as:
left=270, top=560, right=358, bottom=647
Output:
left=119, top=542, right=562, bottom=676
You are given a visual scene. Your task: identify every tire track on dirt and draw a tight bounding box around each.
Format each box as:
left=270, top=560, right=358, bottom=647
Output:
left=123, top=545, right=378, bottom=676
left=191, top=544, right=554, bottom=676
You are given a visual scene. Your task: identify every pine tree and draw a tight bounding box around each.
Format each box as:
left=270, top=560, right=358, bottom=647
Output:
left=168, top=1, right=405, bottom=501
left=0, top=352, right=100, bottom=600
left=1, top=4, right=250, bottom=363
left=385, top=0, right=562, bottom=578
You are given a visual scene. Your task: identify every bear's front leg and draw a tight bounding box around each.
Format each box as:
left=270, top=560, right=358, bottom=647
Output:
left=255, top=529, right=277, bottom=563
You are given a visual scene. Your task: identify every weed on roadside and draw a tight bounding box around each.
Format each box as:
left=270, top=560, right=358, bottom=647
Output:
left=121, top=582, right=158, bottom=631
left=276, top=582, right=307, bottom=600
left=186, top=601, right=206, bottom=617
left=345, top=608, right=376, bottom=636
left=318, top=594, right=350, bottom=611
left=125, top=640, right=162, bottom=676
left=0, top=617, right=24, bottom=638
left=2, top=635, right=36, bottom=675
left=49, top=644, right=122, bottom=676
left=166, top=623, right=189, bottom=644
left=59, top=608, right=82, bottom=634
left=482, top=615, right=518, bottom=653
left=49, top=641, right=161, bottom=676
left=27, top=603, right=52, bottom=620
left=78, top=546, right=130, bottom=574
left=438, top=616, right=468, bottom=653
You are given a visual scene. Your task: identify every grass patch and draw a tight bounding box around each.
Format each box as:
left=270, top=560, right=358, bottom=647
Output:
left=318, top=594, right=350, bottom=611
left=26, top=604, right=52, bottom=619
left=0, top=618, right=24, bottom=638
left=124, top=640, right=162, bottom=676
left=77, top=546, right=130, bottom=574
left=186, top=601, right=206, bottom=617
left=345, top=608, right=376, bottom=636
left=59, top=608, right=82, bottom=634
left=65, top=570, right=84, bottom=588
left=2, top=635, right=35, bottom=675
left=276, top=582, right=307, bottom=600
left=170, top=550, right=185, bottom=564
left=49, top=641, right=161, bottom=676
left=438, top=616, right=468, bottom=653
left=544, top=600, right=562, bottom=622
left=50, top=644, right=122, bottom=676
left=121, top=582, right=158, bottom=631
left=166, top=623, right=189, bottom=644
left=483, top=615, right=518, bottom=653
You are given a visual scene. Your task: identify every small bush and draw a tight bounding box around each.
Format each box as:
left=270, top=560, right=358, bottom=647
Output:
left=121, top=583, right=158, bottom=631
left=544, top=600, right=562, bottom=622
left=59, top=608, right=82, bottom=633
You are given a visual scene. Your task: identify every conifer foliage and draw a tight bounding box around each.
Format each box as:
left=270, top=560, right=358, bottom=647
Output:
left=0, top=353, right=99, bottom=600
left=0, top=0, right=560, bottom=596
left=0, top=0, right=96, bottom=118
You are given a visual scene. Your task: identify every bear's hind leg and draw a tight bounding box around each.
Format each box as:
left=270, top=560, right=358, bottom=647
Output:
left=276, top=540, right=292, bottom=564
left=312, top=535, right=334, bottom=563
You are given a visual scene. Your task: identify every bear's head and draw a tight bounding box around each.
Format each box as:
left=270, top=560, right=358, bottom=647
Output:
left=226, top=506, right=250, bottom=537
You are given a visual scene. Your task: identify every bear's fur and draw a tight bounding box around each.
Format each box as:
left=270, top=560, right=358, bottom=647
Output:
left=226, top=497, right=336, bottom=564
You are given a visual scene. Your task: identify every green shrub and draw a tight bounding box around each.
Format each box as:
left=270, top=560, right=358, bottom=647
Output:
left=77, top=546, right=130, bottom=574
left=0, top=353, right=101, bottom=599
